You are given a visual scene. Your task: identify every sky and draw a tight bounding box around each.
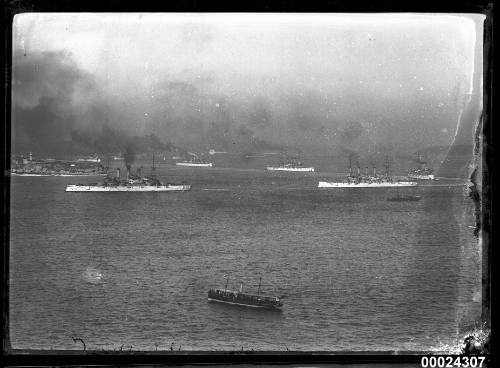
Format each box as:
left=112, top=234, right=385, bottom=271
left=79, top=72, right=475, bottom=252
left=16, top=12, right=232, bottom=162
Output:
left=11, top=13, right=485, bottom=158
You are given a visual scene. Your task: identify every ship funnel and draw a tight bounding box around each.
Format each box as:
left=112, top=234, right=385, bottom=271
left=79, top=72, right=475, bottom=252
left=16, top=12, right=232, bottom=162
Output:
left=126, top=168, right=130, bottom=181
left=365, top=167, right=368, bottom=176
left=373, top=166, right=377, bottom=176
left=116, top=168, right=120, bottom=179
left=137, top=167, right=141, bottom=177
left=239, top=283, right=243, bottom=292
left=357, top=166, right=361, bottom=176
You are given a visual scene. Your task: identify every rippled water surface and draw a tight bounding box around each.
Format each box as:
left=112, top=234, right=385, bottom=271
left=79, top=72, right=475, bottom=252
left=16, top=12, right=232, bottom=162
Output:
left=9, top=165, right=481, bottom=351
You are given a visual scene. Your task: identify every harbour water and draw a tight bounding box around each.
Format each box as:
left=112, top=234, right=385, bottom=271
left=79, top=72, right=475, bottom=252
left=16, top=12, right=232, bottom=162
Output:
left=8, top=165, right=481, bottom=351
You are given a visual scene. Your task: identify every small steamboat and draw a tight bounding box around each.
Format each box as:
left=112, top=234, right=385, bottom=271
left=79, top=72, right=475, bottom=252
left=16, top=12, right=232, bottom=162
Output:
left=208, top=277, right=283, bottom=310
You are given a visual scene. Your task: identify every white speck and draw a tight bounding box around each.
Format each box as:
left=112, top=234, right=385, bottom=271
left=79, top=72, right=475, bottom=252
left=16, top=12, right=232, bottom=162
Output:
left=419, top=87, right=424, bottom=91
left=399, top=84, right=403, bottom=88
left=83, top=267, right=103, bottom=284
left=144, top=112, right=148, bottom=117
left=438, top=102, right=444, bottom=107
left=215, top=103, right=220, bottom=107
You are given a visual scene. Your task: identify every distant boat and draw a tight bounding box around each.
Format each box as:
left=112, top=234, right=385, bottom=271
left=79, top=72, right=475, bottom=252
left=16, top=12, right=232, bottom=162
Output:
left=407, top=152, right=435, bottom=180
left=266, top=158, right=314, bottom=172
left=176, top=154, right=213, bottom=167
left=176, top=162, right=213, bottom=167
left=267, top=164, right=314, bottom=172
left=408, top=172, right=435, bottom=180
left=208, top=149, right=228, bottom=155
left=76, top=154, right=101, bottom=163
left=208, top=277, right=283, bottom=310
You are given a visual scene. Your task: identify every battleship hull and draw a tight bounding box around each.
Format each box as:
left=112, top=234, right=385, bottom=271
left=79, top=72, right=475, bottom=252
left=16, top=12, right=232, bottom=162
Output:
left=66, top=184, right=191, bottom=192
left=318, top=181, right=417, bottom=188
left=176, top=162, right=213, bottom=167
left=266, top=167, right=314, bottom=172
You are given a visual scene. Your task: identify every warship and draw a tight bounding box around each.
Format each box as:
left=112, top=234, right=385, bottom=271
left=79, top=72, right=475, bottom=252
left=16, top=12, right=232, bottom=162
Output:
left=66, top=165, right=191, bottom=192
left=266, top=157, right=314, bottom=172
left=318, top=158, right=417, bottom=188
left=176, top=153, right=213, bottom=167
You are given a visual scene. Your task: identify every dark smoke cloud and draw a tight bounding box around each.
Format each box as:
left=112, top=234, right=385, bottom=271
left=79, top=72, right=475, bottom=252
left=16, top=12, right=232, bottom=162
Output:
left=11, top=48, right=470, bottom=160
left=12, top=49, right=174, bottom=157
left=12, top=49, right=93, bottom=155
left=123, top=144, right=135, bottom=170
left=340, top=121, right=364, bottom=142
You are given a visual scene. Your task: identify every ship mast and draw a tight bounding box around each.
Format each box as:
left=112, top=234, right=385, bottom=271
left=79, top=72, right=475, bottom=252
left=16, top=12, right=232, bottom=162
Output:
left=384, top=156, right=390, bottom=177
left=151, top=152, right=156, bottom=178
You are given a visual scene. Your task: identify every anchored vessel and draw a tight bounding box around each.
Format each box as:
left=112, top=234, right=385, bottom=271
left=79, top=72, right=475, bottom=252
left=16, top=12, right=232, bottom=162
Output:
left=76, top=154, right=101, bottom=163
left=176, top=161, right=213, bottom=167
left=66, top=165, right=191, bottom=192
left=176, top=153, right=213, bottom=167
left=407, top=153, right=435, bottom=180
left=408, top=168, right=435, bottom=181
left=318, top=158, right=417, bottom=188
left=266, top=158, right=314, bottom=172
left=208, top=277, right=283, bottom=309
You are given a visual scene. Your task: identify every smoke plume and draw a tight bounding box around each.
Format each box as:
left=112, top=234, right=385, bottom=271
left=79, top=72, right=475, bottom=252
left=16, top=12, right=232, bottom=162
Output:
left=123, top=144, right=135, bottom=171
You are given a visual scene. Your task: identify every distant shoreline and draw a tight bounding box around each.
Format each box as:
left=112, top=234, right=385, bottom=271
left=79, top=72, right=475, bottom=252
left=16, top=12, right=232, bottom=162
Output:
left=11, top=173, right=107, bottom=177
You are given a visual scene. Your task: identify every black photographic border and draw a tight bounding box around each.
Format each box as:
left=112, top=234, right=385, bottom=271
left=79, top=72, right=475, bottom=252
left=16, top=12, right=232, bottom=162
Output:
left=2, top=0, right=494, bottom=366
